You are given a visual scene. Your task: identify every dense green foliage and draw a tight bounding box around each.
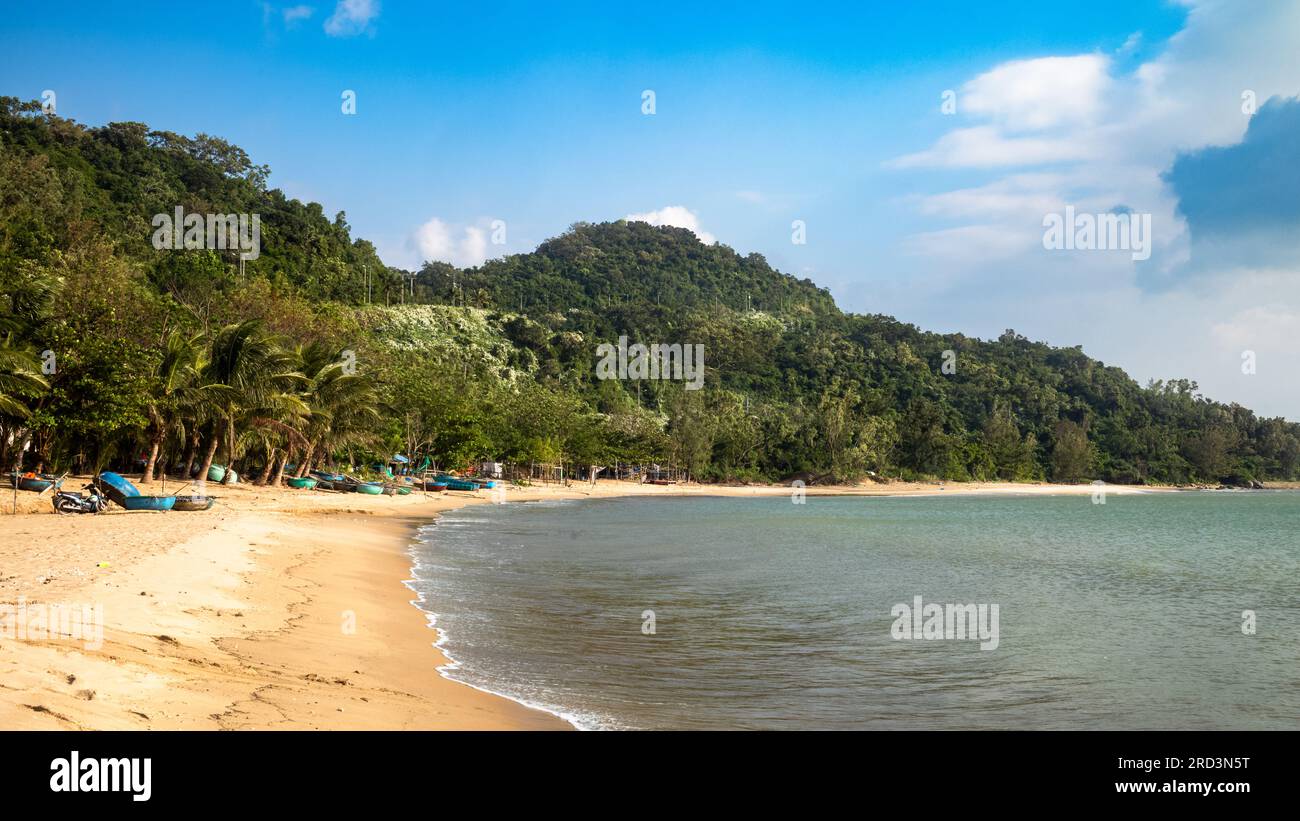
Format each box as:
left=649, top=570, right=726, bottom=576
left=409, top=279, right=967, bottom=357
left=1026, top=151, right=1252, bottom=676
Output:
left=3, top=98, right=1297, bottom=485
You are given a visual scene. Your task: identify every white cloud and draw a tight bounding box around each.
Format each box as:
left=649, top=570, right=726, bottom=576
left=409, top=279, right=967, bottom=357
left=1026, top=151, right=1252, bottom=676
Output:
left=901, top=224, right=1038, bottom=264
left=1117, top=31, right=1143, bottom=58
left=624, top=205, right=716, bottom=244
left=962, top=55, right=1113, bottom=132
left=413, top=218, right=492, bottom=268
left=1211, top=305, right=1300, bottom=352
left=883, top=0, right=1300, bottom=417
left=282, top=5, right=314, bottom=26
left=912, top=174, right=1069, bottom=219
left=892, top=126, right=1094, bottom=169
left=892, top=55, right=1113, bottom=169
left=890, top=0, right=1300, bottom=276
left=324, top=0, right=379, bottom=37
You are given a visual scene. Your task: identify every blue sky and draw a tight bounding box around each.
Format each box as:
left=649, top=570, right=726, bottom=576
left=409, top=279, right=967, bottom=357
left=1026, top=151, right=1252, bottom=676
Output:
left=5, top=1, right=1299, bottom=418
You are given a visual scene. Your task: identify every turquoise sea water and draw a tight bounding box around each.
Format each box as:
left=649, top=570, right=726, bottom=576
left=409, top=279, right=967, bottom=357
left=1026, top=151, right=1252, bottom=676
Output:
left=406, top=492, right=1300, bottom=730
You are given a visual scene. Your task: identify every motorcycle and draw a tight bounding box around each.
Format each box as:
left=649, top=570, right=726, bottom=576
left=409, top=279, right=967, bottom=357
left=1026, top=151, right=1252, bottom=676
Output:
left=51, top=483, right=109, bottom=514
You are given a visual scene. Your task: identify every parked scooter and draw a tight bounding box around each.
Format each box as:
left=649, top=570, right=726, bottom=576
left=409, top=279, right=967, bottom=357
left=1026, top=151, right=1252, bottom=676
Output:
left=51, top=483, right=109, bottom=514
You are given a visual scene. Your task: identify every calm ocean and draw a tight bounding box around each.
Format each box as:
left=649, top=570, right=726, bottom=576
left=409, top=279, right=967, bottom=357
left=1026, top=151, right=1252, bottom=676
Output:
left=405, top=492, right=1300, bottom=730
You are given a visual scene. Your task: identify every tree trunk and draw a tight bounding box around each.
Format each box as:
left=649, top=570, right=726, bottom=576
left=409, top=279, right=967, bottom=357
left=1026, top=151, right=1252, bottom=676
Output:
left=257, top=447, right=276, bottom=486
left=221, top=416, right=236, bottom=485
left=296, top=439, right=317, bottom=478
left=32, top=430, right=52, bottom=475
left=270, top=448, right=291, bottom=488
left=198, top=428, right=220, bottom=483
left=182, top=430, right=200, bottom=478
left=141, top=436, right=162, bottom=484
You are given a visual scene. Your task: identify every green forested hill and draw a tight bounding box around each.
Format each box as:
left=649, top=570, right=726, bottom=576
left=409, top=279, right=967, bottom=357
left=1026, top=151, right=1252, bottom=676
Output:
left=2, top=98, right=1296, bottom=485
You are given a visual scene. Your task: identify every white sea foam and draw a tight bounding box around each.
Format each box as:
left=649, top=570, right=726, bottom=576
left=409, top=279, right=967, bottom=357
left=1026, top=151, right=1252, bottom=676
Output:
left=403, top=529, right=617, bottom=731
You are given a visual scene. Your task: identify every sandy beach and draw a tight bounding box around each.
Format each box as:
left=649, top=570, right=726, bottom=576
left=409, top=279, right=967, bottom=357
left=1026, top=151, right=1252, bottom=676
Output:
left=0, top=477, right=1168, bottom=730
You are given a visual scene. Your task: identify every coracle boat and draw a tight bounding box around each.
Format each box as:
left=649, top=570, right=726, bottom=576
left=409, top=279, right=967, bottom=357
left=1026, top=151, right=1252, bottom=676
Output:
left=172, top=495, right=215, bottom=511
left=8, top=472, right=58, bottom=493
left=94, top=471, right=178, bottom=510
left=95, top=471, right=140, bottom=507
left=120, top=494, right=177, bottom=511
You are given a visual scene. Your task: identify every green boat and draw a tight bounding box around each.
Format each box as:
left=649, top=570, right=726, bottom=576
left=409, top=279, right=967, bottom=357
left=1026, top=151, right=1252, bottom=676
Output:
left=355, top=483, right=383, bottom=495
left=286, top=476, right=318, bottom=489
left=205, top=465, right=238, bottom=483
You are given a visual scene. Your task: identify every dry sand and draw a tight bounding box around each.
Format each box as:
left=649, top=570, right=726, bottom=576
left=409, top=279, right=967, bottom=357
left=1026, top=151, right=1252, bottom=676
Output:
left=0, top=476, right=1167, bottom=730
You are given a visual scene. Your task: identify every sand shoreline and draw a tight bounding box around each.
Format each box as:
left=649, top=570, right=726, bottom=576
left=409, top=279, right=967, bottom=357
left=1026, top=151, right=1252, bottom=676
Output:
left=0, top=478, right=1184, bottom=729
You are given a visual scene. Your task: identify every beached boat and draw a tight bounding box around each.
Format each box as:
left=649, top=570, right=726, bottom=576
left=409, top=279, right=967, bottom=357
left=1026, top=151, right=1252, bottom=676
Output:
left=95, top=471, right=178, bottom=510
left=415, top=481, right=447, bottom=492
left=172, top=495, right=215, bottom=511
left=311, top=469, right=345, bottom=482
left=355, top=482, right=383, bottom=495
left=206, top=464, right=226, bottom=483
left=121, top=494, right=177, bottom=511
left=441, top=478, right=478, bottom=491
left=95, top=471, right=140, bottom=507
left=396, top=486, right=412, bottom=495
left=8, top=473, right=58, bottom=493
left=286, top=476, right=318, bottom=489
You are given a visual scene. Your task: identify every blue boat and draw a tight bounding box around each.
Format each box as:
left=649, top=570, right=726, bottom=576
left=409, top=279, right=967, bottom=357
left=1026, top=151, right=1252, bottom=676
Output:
left=121, top=495, right=177, bottom=511
left=8, top=472, right=59, bottom=493
left=95, top=472, right=176, bottom=511
left=95, top=471, right=141, bottom=507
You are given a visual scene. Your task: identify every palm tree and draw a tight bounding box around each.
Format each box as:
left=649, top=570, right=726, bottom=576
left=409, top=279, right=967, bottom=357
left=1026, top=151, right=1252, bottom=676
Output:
left=140, top=330, right=203, bottom=483
left=197, top=320, right=302, bottom=485
left=291, top=343, right=380, bottom=479
left=0, top=335, right=46, bottom=418
left=0, top=264, right=56, bottom=470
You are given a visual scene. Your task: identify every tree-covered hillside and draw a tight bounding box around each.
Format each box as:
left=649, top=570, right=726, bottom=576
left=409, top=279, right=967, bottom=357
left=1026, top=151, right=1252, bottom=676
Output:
left=2, top=98, right=1296, bottom=485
